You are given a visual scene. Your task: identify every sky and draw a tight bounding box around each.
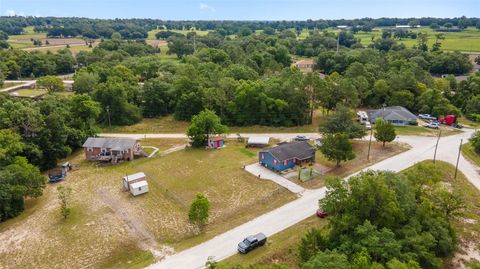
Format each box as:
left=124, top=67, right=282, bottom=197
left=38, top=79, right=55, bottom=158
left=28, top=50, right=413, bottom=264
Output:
left=0, top=0, right=478, bottom=20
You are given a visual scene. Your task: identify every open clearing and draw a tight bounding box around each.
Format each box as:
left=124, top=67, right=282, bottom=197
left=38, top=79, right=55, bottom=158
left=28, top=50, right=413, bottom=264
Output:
left=319, top=26, right=480, bottom=53
left=222, top=160, right=480, bottom=269
left=147, top=29, right=210, bottom=40
left=9, top=88, right=47, bottom=97
left=103, top=111, right=324, bottom=134
left=0, top=139, right=295, bottom=269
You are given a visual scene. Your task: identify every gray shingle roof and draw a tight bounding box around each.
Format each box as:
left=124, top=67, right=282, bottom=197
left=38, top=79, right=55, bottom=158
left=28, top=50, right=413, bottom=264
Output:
left=261, top=141, right=315, bottom=162
left=82, top=137, right=137, bottom=150
left=368, top=106, right=417, bottom=123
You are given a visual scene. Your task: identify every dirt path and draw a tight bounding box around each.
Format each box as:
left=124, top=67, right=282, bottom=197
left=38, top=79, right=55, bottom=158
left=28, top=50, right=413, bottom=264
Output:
left=160, top=144, right=187, bottom=156
left=97, top=188, right=173, bottom=259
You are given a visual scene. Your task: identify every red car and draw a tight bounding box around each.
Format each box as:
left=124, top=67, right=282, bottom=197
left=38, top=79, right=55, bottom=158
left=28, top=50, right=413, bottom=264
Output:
left=316, top=209, right=328, bottom=218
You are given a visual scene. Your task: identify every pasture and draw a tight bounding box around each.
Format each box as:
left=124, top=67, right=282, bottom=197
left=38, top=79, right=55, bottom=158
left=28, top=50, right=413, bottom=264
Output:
left=297, top=26, right=480, bottom=52
left=147, top=28, right=210, bottom=40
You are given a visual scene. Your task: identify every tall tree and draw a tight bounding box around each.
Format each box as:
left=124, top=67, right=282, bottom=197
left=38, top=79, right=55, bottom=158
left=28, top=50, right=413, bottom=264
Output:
left=374, top=118, right=396, bottom=147
left=186, top=109, right=228, bottom=147
left=36, top=75, right=64, bottom=92
left=319, top=133, right=355, bottom=167
left=319, top=105, right=366, bottom=139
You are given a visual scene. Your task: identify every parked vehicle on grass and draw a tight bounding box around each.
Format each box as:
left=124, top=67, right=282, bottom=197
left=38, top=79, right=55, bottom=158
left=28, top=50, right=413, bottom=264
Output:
left=48, top=162, right=72, bottom=183
left=452, top=123, right=463, bottom=129
left=238, top=233, right=267, bottom=254
left=316, top=209, right=328, bottom=218
left=293, top=135, right=310, bottom=142
left=357, top=111, right=369, bottom=124
left=419, top=114, right=437, bottom=121
left=424, top=122, right=440, bottom=129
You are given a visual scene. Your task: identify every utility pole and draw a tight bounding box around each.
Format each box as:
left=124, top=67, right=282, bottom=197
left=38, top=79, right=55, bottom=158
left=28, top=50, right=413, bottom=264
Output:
left=433, top=129, right=442, bottom=164
left=367, top=127, right=373, bottom=161
left=106, top=105, right=111, bottom=128
left=454, top=139, right=463, bottom=179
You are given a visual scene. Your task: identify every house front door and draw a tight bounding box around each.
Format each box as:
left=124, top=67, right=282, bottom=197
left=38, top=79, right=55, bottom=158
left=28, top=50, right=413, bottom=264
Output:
left=216, top=140, right=220, bottom=148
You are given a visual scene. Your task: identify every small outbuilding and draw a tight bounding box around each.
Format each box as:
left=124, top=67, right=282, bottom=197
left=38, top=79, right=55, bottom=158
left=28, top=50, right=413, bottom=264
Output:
left=207, top=137, right=224, bottom=149
left=247, top=136, right=270, bottom=148
left=123, top=172, right=146, bottom=191
left=130, top=180, right=149, bottom=196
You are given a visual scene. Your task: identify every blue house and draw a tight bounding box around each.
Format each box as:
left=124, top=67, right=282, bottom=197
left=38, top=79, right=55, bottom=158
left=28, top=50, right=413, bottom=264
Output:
left=259, top=141, right=316, bottom=172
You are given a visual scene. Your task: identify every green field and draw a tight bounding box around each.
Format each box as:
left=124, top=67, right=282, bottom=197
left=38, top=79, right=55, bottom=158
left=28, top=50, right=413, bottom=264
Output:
left=461, top=142, right=480, bottom=166
left=297, top=26, right=480, bottom=52
left=9, top=89, right=47, bottom=97
left=147, top=28, right=210, bottom=40
left=0, top=82, right=22, bottom=89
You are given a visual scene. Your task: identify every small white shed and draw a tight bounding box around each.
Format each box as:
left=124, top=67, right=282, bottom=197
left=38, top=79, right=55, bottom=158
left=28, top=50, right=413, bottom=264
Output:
left=123, top=172, right=146, bottom=191
left=247, top=136, right=270, bottom=147
left=130, top=180, right=149, bottom=196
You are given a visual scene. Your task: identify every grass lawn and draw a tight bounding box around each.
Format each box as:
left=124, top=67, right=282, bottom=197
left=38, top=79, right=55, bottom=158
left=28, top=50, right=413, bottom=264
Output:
left=300, top=26, right=480, bottom=52
left=0, top=139, right=295, bottom=269
left=103, top=111, right=324, bottom=134
left=295, top=140, right=408, bottom=189
left=394, top=125, right=461, bottom=137
left=9, top=88, right=47, bottom=97
left=147, top=29, right=210, bottom=40
left=0, top=82, right=23, bottom=89
left=223, top=216, right=327, bottom=268
left=461, top=142, right=480, bottom=167
left=223, top=160, right=480, bottom=268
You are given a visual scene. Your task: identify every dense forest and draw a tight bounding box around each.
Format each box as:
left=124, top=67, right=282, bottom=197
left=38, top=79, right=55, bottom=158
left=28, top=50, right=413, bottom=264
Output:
left=1, top=16, right=480, bottom=37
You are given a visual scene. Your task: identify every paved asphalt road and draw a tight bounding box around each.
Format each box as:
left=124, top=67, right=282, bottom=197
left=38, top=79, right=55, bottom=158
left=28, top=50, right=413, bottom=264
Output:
left=100, top=133, right=321, bottom=141
left=102, top=130, right=478, bottom=269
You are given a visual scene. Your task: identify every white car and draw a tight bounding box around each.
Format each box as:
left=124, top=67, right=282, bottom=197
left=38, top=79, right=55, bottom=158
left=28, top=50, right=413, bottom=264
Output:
left=365, top=121, right=372, bottom=130
left=424, top=122, right=440, bottom=129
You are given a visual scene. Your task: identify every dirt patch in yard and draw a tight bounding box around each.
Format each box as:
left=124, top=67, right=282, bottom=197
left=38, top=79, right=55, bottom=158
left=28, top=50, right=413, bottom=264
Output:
left=97, top=188, right=173, bottom=259
left=293, top=140, right=409, bottom=189
left=0, top=140, right=295, bottom=268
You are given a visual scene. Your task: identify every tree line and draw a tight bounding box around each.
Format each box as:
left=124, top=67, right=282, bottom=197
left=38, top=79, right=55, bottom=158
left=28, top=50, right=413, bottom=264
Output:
left=1, top=16, right=479, bottom=37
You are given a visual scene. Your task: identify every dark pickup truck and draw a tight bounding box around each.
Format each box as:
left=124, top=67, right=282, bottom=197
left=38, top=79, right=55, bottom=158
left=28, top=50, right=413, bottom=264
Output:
left=237, top=233, right=267, bottom=254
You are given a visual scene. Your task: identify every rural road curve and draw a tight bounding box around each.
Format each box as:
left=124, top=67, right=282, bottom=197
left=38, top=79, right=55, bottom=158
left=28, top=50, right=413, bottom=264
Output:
left=102, top=130, right=479, bottom=269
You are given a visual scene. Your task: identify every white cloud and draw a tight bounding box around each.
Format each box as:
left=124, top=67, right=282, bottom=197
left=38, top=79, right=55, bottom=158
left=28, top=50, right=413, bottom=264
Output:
left=4, top=10, right=24, bottom=16
left=5, top=10, right=16, bottom=16
left=200, top=3, right=215, bottom=12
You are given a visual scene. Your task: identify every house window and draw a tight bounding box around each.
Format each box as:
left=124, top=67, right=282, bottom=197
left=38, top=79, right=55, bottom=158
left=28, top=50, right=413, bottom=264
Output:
left=284, top=160, right=288, bottom=166
left=101, top=148, right=106, bottom=153
left=273, top=159, right=277, bottom=165
left=261, top=154, right=265, bottom=160
left=87, top=147, right=93, bottom=152
left=139, top=187, right=142, bottom=191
